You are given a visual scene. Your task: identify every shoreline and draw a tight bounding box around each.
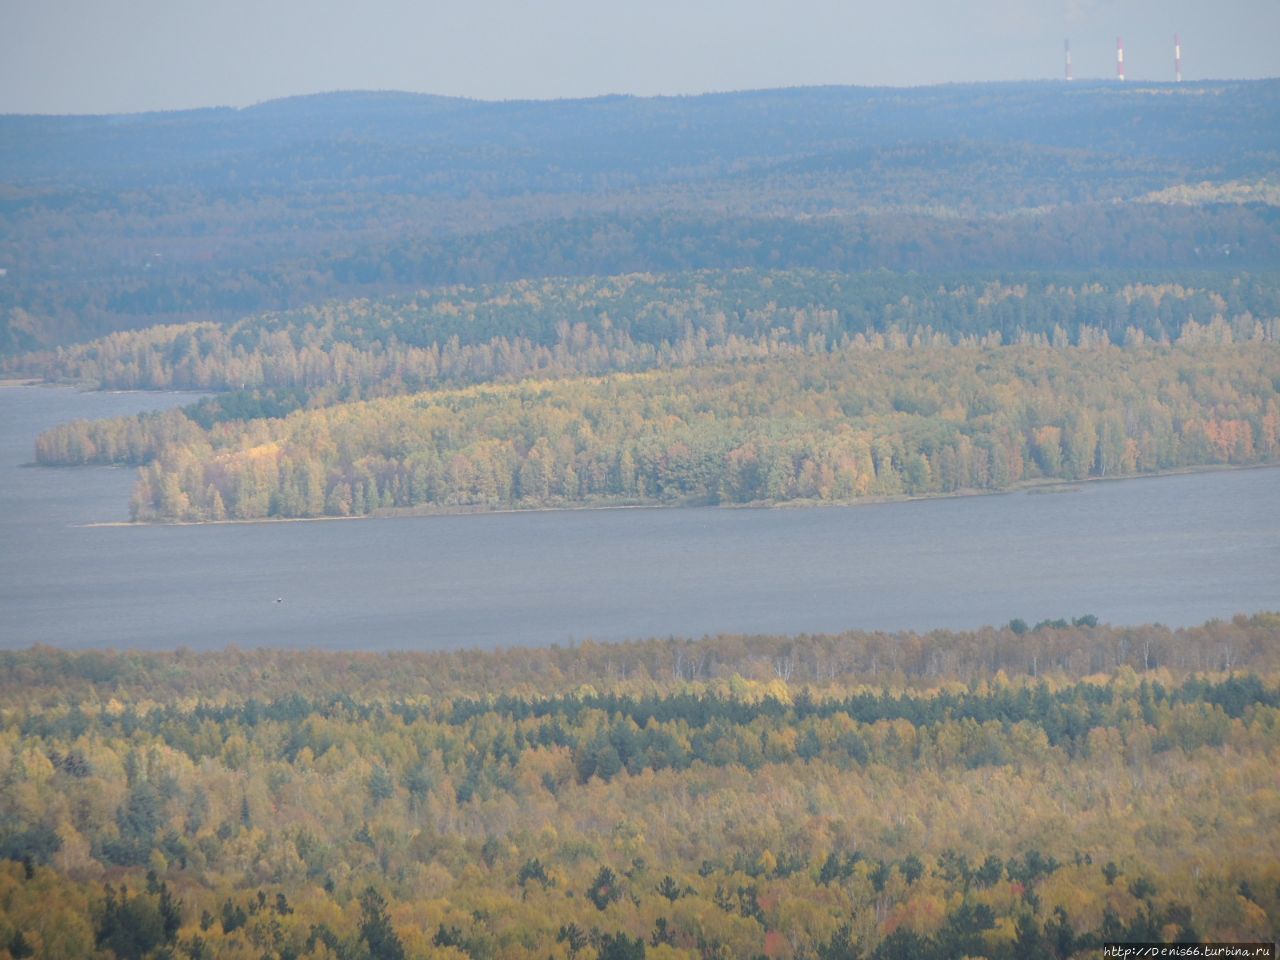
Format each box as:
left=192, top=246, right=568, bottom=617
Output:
left=82, top=460, right=1280, bottom=527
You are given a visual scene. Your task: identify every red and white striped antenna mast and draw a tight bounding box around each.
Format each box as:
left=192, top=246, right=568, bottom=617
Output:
left=1175, top=33, right=1182, bottom=82
left=1116, top=37, right=1125, bottom=81
left=1064, top=39, right=1073, bottom=81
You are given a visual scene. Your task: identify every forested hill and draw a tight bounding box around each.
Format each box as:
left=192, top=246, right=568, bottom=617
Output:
left=3, top=81, right=1278, bottom=351
left=6, top=83, right=1278, bottom=190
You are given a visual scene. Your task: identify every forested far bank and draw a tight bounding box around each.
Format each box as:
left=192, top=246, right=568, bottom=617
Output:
left=1, top=614, right=1277, bottom=958
left=9, top=270, right=1280, bottom=399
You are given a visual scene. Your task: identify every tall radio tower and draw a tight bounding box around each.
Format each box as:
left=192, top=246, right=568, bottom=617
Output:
left=1116, top=37, right=1125, bottom=81
left=1064, top=39, right=1073, bottom=81
left=1175, top=33, right=1182, bottom=82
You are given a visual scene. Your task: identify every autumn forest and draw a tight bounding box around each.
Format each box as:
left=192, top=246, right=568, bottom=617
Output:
left=3, top=80, right=1280, bottom=959
left=2, top=617, right=1280, bottom=958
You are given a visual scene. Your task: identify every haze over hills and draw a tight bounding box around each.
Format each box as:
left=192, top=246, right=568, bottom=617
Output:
left=4, top=72, right=1280, bottom=957
left=2, top=80, right=1278, bottom=352
left=6, top=82, right=1278, bottom=186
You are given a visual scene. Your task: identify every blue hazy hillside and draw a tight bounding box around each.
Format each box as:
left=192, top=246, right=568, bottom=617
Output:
left=2, top=81, right=1277, bottom=351
left=4, top=81, right=1278, bottom=189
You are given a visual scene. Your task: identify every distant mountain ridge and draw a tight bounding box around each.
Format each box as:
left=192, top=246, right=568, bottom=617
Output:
left=4, top=80, right=1278, bottom=187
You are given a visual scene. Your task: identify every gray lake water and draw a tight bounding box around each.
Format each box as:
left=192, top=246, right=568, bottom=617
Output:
left=1, top=385, right=1277, bottom=650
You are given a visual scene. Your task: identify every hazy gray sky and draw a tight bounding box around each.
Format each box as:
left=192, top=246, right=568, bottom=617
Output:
left=3, top=0, right=1277, bottom=114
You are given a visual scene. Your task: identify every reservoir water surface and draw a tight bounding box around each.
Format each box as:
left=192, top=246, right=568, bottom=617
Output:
left=2, top=385, right=1277, bottom=650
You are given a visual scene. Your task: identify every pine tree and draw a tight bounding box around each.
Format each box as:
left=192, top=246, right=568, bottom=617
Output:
left=359, top=887, right=406, bottom=960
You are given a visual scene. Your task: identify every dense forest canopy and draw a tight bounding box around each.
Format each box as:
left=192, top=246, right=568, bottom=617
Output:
left=13, top=269, right=1280, bottom=394
left=3, top=81, right=1278, bottom=351
left=1, top=615, right=1277, bottom=957
left=5, top=79, right=1280, bottom=959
